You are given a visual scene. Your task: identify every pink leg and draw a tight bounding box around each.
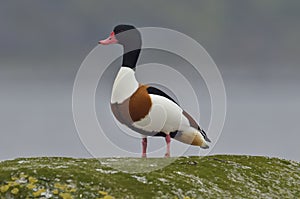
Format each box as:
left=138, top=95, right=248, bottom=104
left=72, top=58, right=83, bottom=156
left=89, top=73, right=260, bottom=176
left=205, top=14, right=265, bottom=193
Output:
left=142, top=138, right=147, bottom=158
left=165, top=134, right=171, bottom=157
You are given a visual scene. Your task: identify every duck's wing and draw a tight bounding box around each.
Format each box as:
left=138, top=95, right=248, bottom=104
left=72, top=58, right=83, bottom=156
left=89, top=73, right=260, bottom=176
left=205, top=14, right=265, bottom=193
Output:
left=146, top=86, right=210, bottom=142
left=146, top=86, right=179, bottom=105
left=146, top=86, right=180, bottom=137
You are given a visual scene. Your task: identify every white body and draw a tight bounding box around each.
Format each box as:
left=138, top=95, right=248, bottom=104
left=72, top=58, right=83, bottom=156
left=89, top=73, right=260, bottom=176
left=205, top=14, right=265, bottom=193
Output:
left=133, top=94, right=190, bottom=133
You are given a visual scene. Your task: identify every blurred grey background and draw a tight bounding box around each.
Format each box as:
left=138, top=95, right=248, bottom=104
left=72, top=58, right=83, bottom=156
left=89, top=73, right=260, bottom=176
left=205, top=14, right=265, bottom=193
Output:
left=0, top=1, right=299, bottom=161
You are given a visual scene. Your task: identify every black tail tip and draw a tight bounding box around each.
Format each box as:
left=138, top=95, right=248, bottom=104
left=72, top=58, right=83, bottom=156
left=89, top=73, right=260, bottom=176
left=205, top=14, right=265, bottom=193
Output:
left=200, top=129, right=211, bottom=143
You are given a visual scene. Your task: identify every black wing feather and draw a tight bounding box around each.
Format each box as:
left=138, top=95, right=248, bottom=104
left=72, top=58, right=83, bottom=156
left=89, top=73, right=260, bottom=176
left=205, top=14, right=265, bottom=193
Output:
left=146, top=86, right=179, bottom=105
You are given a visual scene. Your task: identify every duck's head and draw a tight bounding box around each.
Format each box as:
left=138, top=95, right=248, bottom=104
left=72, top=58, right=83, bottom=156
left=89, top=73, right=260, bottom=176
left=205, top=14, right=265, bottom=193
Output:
left=99, top=24, right=141, bottom=47
left=99, top=24, right=142, bottom=69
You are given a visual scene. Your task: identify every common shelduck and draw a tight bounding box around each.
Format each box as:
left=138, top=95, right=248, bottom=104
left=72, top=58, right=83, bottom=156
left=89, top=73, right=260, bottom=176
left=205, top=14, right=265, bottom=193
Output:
left=99, top=24, right=211, bottom=157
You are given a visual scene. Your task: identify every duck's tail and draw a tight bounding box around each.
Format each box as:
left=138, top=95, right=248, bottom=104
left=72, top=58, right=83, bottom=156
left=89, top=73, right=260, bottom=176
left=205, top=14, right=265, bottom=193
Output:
left=173, top=127, right=210, bottom=149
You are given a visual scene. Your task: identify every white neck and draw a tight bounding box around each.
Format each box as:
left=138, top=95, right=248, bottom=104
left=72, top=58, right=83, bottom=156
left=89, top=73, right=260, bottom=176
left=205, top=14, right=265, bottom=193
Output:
left=111, top=67, right=139, bottom=104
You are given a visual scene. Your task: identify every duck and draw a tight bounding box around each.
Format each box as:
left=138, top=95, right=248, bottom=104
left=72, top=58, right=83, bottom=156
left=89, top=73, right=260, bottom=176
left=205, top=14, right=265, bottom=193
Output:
left=99, top=24, right=211, bottom=157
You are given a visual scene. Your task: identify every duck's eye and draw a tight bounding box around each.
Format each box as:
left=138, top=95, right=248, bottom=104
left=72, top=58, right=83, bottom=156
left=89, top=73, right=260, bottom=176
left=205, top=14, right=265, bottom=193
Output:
left=109, top=38, right=112, bottom=40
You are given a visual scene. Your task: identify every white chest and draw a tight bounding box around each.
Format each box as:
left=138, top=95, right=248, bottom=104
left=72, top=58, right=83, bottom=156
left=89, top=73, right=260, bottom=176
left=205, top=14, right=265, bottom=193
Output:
left=111, top=67, right=139, bottom=104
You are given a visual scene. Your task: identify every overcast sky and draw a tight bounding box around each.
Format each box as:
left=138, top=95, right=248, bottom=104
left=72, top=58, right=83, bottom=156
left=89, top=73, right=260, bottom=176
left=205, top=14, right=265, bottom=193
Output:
left=0, top=1, right=299, bottom=161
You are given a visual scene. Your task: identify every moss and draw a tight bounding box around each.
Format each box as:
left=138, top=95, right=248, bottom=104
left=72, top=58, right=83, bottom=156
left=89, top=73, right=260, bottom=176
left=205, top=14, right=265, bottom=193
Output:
left=0, top=155, right=299, bottom=198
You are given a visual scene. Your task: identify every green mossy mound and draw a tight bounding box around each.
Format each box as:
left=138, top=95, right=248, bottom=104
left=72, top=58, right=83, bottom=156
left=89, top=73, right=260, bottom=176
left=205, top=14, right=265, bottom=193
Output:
left=0, top=155, right=299, bottom=198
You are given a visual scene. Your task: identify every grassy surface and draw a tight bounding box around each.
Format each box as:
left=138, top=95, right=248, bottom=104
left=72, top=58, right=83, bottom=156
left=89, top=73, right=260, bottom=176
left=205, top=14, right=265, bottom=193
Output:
left=0, top=155, right=299, bottom=199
